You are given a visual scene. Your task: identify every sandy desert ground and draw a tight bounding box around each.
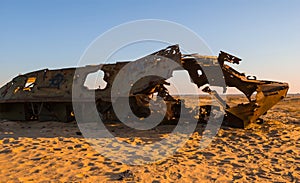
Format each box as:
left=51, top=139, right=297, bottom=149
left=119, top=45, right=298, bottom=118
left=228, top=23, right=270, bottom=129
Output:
left=0, top=95, right=299, bottom=182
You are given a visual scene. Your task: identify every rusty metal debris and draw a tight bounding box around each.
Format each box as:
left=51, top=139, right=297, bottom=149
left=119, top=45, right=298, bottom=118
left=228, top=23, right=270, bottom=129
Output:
left=0, top=45, right=289, bottom=128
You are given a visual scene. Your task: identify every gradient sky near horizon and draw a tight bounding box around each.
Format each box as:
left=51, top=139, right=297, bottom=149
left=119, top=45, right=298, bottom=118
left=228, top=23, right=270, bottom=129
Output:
left=1, top=0, right=299, bottom=93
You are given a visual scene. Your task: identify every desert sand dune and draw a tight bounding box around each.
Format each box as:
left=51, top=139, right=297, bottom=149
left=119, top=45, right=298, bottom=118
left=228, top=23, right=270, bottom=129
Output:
left=0, top=96, right=299, bottom=182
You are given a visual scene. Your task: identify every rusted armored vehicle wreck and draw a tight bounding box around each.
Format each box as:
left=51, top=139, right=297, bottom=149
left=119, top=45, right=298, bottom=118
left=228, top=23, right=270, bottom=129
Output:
left=0, top=45, right=288, bottom=128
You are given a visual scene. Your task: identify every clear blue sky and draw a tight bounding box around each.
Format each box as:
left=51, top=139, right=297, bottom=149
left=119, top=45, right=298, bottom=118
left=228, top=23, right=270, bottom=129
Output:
left=1, top=0, right=299, bottom=93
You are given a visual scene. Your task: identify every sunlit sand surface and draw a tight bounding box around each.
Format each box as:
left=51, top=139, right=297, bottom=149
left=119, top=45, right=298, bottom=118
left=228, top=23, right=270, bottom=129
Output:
left=0, top=95, right=299, bottom=182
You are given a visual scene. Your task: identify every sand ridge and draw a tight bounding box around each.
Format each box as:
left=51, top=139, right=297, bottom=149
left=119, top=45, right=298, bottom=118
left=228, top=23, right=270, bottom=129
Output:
left=0, top=96, right=299, bottom=182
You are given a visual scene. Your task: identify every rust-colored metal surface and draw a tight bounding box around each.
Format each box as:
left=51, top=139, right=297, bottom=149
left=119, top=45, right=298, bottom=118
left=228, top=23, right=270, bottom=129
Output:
left=0, top=45, right=289, bottom=128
